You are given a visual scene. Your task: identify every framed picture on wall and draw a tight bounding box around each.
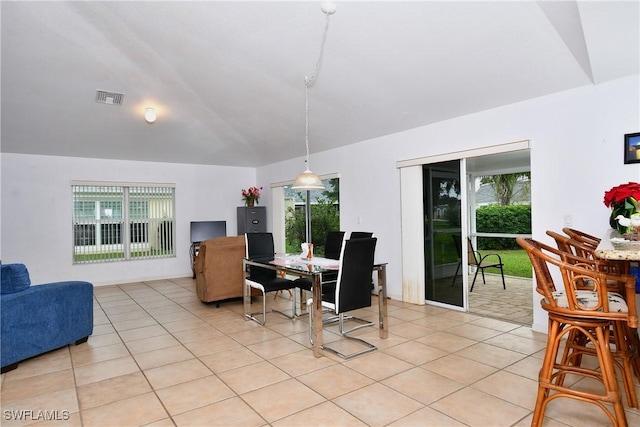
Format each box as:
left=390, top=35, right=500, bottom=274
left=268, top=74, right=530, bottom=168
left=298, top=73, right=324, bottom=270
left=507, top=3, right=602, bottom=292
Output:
left=624, top=132, right=640, bottom=164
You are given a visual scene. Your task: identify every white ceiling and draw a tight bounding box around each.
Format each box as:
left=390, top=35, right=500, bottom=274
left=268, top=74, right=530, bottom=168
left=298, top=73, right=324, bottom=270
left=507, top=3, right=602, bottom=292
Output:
left=1, top=1, right=638, bottom=168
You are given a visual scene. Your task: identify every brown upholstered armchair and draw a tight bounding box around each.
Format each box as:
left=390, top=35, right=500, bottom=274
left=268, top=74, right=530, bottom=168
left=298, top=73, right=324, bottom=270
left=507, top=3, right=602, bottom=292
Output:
left=195, top=235, right=247, bottom=306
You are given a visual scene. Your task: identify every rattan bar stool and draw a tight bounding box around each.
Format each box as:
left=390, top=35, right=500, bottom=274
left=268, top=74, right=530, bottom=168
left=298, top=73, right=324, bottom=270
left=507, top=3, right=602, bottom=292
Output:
left=546, top=231, right=627, bottom=287
left=550, top=230, right=629, bottom=275
left=547, top=230, right=640, bottom=384
left=517, top=237, right=638, bottom=427
left=562, top=227, right=602, bottom=249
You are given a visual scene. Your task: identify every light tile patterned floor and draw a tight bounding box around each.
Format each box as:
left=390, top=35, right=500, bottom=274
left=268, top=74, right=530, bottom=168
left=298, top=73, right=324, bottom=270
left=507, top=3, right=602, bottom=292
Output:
left=1, top=277, right=639, bottom=426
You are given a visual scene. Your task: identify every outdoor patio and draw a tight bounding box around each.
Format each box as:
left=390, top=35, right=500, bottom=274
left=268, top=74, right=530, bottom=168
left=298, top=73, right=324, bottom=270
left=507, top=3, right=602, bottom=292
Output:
left=435, top=273, right=533, bottom=325
left=467, top=274, right=533, bottom=325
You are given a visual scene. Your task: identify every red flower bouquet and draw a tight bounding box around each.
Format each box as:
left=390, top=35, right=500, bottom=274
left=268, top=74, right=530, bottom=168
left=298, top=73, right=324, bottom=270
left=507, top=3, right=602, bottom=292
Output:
left=241, top=186, right=263, bottom=206
left=604, top=182, right=640, bottom=232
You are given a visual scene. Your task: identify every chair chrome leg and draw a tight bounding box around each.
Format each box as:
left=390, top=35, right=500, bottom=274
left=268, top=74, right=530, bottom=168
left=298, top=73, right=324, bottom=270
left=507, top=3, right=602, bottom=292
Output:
left=319, top=313, right=377, bottom=359
left=338, top=313, right=374, bottom=335
left=271, top=291, right=295, bottom=321
left=245, top=288, right=295, bottom=325
left=298, top=289, right=333, bottom=319
left=322, top=336, right=377, bottom=360
left=244, top=289, right=268, bottom=325
left=244, top=282, right=266, bottom=325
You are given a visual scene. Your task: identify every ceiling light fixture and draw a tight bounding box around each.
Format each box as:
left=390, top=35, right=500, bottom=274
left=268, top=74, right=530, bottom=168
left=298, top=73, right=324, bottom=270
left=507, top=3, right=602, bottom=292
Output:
left=291, top=2, right=336, bottom=190
left=144, top=107, right=156, bottom=124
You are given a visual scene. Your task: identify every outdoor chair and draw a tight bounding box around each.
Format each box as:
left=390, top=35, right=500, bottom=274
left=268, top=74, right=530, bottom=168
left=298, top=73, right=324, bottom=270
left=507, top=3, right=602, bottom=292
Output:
left=452, top=235, right=505, bottom=291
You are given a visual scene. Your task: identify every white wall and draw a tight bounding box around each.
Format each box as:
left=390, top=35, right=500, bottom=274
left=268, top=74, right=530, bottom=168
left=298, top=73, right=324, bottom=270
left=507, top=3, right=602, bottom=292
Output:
left=0, top=154, right=255, bottom=286
left=2, top=75, right=638, bottom=332
left=258, top=74, right=640, bottom=332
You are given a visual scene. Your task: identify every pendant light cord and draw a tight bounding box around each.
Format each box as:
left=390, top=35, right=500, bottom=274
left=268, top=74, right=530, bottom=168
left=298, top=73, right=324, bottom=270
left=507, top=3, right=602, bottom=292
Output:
left=304, top=11, right=332, bottom=170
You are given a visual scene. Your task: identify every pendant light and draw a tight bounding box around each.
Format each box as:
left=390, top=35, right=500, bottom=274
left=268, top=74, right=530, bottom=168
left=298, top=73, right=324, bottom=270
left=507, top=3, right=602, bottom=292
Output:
left=291, top=2, right=336, bottom=190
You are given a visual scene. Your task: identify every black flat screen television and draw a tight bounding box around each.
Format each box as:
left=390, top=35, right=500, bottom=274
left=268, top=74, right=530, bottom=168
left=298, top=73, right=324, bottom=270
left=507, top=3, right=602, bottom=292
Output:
left=190, top=221, right=227, bottom=243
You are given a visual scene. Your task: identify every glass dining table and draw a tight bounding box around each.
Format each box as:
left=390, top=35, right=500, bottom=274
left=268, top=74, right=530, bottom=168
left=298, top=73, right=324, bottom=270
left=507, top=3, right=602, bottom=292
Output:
left=243, top=255, right=388, bottom=358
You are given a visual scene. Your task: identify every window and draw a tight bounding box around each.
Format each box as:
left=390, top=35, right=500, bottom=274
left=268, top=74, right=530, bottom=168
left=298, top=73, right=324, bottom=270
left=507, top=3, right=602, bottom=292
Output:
left=72, top=182, right=175, bottom=264
left=283, top=177, right=340, bottom=255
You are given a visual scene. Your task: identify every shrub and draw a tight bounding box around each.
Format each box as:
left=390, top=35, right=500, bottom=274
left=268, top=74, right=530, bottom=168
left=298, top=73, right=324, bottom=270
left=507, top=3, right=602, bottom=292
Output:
left=285, top=199, right=340, bottom=255
left=476, top=204, right=531, bottom=250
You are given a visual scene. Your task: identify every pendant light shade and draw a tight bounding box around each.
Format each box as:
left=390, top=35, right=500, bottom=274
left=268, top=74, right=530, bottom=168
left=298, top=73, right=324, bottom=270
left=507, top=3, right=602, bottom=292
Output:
left=292, top=169, right=325, bottom=190
left=292, top=4, right=335, bottom=192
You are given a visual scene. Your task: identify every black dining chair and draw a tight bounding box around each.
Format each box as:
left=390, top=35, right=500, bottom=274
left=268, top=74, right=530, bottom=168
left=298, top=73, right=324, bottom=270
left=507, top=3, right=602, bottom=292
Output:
left=244, top=233, right=297, bottom=325
left=349, top=232, right=376, bottom=290
left=349, top=231, right=373, bottom=239
left=324, top=231, right=345, bottom=260
left=308, top=237, right=378, bottom=359
left=294, top=231, right=345, bottom=316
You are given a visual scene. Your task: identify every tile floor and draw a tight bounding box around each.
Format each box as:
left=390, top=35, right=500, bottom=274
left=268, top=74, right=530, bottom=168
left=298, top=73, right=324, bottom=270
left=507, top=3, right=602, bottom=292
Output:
left=1, top=277, right=639, bottom=426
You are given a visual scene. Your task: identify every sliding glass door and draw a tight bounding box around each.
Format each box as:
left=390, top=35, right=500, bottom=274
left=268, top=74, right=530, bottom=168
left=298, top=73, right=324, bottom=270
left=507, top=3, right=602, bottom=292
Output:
left=423, top=161, right=465, bottom=308
left=399, top=140, right=530, bottom=312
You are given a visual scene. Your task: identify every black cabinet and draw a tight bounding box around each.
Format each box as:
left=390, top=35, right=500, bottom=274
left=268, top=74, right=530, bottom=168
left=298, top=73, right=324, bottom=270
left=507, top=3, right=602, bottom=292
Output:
left=237, top=206, right=266, bottom=234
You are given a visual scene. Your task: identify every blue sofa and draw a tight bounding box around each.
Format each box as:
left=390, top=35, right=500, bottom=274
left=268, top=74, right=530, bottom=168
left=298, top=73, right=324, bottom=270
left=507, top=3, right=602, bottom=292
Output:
left=1, top=263, right=93, bottom=373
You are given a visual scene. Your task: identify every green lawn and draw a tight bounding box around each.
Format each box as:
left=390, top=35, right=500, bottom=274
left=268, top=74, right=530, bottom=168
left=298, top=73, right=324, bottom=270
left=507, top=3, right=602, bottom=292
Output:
left=484, top=249, right=532, bottom=278
left=432, top=231, right=532, bottom=279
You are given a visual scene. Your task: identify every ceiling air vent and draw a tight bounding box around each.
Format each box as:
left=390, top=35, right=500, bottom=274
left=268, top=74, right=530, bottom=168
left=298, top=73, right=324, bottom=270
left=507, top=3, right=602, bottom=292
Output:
left=95, top=90, right=124, bottom=105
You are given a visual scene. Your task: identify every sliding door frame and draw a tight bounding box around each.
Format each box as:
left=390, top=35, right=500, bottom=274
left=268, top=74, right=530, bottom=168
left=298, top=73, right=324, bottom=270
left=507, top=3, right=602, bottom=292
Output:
left=397, top=140, right=530, bottom=309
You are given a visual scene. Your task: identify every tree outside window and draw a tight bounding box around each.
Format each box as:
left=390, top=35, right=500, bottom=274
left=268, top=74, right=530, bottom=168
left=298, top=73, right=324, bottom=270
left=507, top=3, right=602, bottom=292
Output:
left=284, top=178, right=340, bottom=255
